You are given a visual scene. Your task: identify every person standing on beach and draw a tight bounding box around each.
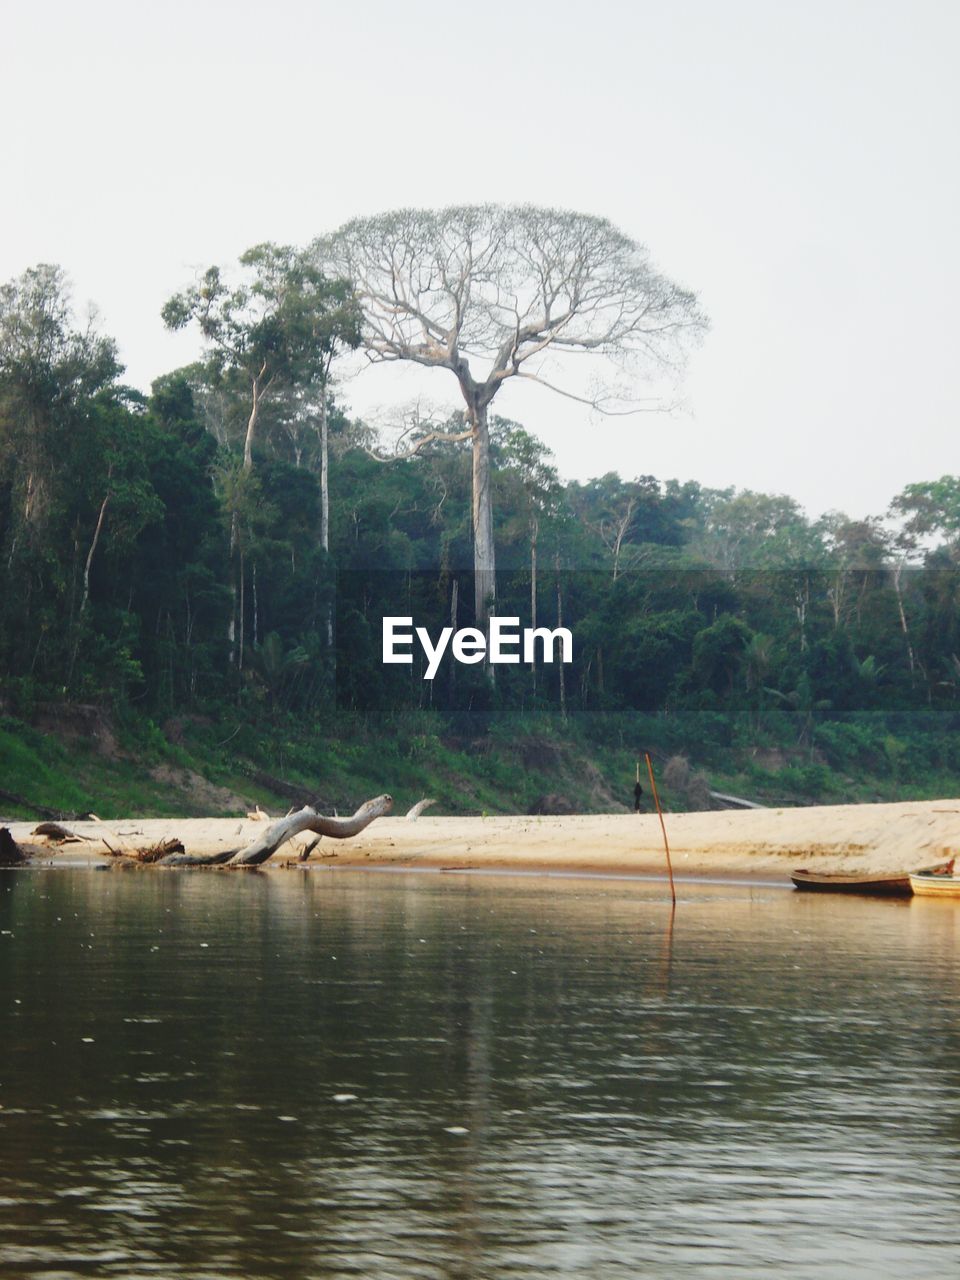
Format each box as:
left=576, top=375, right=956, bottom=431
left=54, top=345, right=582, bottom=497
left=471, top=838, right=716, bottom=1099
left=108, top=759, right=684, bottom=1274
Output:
left=634, top=780, right=644, bottom=813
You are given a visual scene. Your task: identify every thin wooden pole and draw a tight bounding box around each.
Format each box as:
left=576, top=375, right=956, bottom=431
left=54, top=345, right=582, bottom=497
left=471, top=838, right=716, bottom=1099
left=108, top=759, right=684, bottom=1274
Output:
left=645, top=751, right=676, bottom=907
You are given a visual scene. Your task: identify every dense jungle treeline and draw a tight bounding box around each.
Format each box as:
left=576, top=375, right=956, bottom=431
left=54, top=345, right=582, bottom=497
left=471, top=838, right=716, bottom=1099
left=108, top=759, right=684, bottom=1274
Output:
left=3, top=260, right=960, bottom=811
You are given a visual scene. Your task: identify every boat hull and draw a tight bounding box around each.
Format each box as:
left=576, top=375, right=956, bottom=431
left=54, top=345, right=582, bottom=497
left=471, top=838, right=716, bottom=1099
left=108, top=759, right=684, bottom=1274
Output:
left=909, top=871, right=960, bottom=898
left=791, top=870, right=913, bottom=896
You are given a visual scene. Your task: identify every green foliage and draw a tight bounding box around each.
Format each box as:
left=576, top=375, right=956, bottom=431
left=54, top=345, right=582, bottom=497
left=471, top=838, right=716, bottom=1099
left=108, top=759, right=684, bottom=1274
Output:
left=891, top=476, right=960, bottom=554
left=162, top=247, right=360, bottom=402
left=161, top=246, right=362, bottom=488
left=0, top=717, right=92, bottom=814
left=692, top=614, right=754, bottom=696
left=4, top=256, right=960, bottom=819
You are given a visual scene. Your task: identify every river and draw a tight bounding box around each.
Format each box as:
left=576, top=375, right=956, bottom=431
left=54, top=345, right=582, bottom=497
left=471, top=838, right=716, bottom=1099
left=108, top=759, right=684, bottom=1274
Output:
left=2, top=868, right=959, bottom=1278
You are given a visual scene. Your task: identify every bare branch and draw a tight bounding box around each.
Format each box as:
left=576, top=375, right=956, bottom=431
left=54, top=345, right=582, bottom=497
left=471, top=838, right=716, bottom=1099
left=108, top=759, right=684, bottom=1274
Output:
left=365, top=426, right=473, bottom=462
left=512, top=369, right=675, bottom=415
left=317, top=204, right=706, bottom=418
left=159, top=795, right=394, bottom=867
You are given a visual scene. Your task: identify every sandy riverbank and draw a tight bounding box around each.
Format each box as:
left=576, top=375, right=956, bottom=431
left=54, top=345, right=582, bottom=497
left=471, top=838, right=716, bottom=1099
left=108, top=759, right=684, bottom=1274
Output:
left=7, top=798, right=960, bottom=880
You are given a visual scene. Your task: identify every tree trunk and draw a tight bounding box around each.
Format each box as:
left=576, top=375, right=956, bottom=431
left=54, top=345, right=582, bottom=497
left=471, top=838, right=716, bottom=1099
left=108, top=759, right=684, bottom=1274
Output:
left=68, top=493, right=109, bottom=686
left=320, top=394, right=334, bottom=651
left=78, top=495, right=109, bottom=624
left=530, top=517, right=538, bottom=691
left=238, top=548, right=245, bottom=675
left=448, top=576, right=459, bottom=703
left=611, top=497, right=636, bottom=580
left=320, top=394, right=330, bottom=554
left=242, top=367, right=266, bottom=473
left=228, top=508, right=239, bottom=665
left=471, top=406, right=496, bottom=626
left=243, top=386, right=258, bottom=473
left=892, top=560, right=916, bottom=674
left=252, top=560, right=260, bottom=650
left=795, top=577, right=809, bottom=652
left=158, top=794, right=393, bottom=866
left=556, top=550, right=567, bottom=720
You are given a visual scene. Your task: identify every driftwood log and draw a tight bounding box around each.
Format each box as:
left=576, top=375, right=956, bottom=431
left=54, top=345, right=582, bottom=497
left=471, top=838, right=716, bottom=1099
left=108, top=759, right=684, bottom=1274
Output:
left=708, top=791, right=768, bottom=810
left=158, top=794, right=393, bottom=868
left=32, top=822, right=87, bottom=842
left=0, top=828, right=27, bottom=866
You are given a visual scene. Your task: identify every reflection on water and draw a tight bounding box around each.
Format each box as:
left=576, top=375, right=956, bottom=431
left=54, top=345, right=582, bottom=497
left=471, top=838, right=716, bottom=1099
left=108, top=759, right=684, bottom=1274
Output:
left=2, top=868, right=960, bottom=1278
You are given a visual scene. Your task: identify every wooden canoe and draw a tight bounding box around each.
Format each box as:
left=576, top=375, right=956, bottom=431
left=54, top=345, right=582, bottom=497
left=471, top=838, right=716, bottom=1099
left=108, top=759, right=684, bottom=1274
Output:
left=791, top=869, right=913, bottom=896
left=909, top=869, right=960, bottom=897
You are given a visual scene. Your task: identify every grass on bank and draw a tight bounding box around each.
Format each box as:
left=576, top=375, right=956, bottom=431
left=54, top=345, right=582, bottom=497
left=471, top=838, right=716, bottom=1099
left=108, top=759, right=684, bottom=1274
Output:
left=1, top=706, right=959, bottom=822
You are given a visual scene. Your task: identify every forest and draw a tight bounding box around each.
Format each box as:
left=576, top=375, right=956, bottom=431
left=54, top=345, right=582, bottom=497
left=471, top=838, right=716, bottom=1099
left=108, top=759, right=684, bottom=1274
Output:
left=2, top=230, right=960, bottom=818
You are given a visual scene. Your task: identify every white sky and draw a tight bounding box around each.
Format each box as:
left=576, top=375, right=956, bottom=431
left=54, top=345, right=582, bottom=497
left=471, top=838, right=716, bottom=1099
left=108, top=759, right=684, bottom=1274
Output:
left=4, top=0, right=957, bottom=521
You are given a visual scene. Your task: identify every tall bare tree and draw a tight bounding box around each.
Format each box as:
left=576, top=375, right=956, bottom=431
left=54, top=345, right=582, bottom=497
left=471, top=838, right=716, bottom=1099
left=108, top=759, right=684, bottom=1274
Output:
left=317, top=205, right=706, bottom=625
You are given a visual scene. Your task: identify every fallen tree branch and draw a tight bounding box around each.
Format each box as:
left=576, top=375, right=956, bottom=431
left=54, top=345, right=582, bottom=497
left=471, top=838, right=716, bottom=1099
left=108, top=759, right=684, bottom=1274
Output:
left=708, top=790, right=768, bottom=810
left=32, top=822, right=88, bottom=842
left=298, top=836, right=321, bottom=862
left=158, top=794, right=393, bottom=867
left=406, top=798, right=436, bottom=819
left=136, top=838, right=186, bottom=863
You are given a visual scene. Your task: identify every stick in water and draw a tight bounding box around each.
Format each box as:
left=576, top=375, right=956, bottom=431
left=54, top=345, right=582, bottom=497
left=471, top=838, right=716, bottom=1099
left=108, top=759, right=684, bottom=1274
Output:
left=644, top=752, right=676, bottom=907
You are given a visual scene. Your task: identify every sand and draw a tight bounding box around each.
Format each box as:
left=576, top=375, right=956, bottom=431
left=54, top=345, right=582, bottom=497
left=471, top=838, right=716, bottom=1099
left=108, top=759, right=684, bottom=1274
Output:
left=7, top=798, right=960, bottom=881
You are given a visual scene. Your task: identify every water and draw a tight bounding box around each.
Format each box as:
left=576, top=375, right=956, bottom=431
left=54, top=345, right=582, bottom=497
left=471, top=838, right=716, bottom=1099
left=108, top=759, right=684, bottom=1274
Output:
left=2, top=868, right=960, bottom=1279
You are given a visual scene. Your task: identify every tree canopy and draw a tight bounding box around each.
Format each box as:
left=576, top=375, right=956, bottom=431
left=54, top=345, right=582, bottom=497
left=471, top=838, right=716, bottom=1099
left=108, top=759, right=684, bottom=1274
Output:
left=162, top=244, right=361, bottom=473
left=318, top=205, right=708, bottom=623
left=4, top=241, right=960, bottom=777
